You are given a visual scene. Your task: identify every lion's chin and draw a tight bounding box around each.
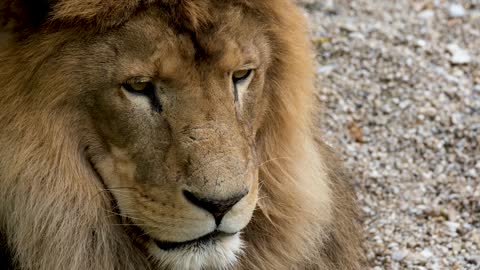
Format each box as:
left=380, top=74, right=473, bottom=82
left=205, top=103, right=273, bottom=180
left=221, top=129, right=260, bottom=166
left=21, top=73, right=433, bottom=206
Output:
left=146, top=232, right=243, bottom=270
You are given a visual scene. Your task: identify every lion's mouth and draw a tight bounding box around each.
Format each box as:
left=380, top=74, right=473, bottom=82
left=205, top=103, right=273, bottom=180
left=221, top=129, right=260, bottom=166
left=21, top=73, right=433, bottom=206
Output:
left=125, top=219, right=237, bottom=251
left=123, top=215, right=237, bottom=252
left=86, top=151, right=238, bottom=252
left=153, top=230, right=236, bottom=250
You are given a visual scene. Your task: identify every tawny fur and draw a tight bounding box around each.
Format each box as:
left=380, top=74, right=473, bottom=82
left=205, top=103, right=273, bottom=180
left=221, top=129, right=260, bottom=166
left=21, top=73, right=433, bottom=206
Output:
left=0, top=0, right=365, bottom=269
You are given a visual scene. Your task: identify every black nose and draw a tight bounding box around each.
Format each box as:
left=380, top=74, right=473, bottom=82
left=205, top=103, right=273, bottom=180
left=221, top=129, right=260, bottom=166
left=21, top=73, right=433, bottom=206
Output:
left=183, top=189, right=248, bottom=226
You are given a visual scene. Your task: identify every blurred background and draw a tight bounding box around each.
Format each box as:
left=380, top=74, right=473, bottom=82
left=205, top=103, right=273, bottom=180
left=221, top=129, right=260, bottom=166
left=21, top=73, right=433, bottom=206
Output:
left=298, top=0, right=479, bottom=269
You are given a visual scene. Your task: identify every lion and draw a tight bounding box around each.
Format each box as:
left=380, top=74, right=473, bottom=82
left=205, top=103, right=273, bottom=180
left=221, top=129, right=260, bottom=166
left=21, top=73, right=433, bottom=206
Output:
left=0, top=0, right=364, bottom=269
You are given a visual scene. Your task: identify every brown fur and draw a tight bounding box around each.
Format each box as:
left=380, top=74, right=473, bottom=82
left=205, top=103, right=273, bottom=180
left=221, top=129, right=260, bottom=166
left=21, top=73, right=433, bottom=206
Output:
left=0, top=0, right=364, bottom=269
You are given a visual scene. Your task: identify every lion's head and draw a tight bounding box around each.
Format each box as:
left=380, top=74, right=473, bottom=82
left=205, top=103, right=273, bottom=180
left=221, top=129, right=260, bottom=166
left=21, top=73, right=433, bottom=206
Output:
left=84, top=7, right=267, bottom=267
left=0, top=0, right=364, bottom=269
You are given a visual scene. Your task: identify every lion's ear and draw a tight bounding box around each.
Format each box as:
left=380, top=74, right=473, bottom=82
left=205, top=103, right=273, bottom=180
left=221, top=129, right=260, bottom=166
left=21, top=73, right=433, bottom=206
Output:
left=0, top=0, right=56, bottom=33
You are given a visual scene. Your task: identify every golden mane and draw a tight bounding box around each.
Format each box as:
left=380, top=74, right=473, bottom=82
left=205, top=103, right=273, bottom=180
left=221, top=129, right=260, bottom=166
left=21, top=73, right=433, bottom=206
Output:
left=0, top=0, right=364, bottom=269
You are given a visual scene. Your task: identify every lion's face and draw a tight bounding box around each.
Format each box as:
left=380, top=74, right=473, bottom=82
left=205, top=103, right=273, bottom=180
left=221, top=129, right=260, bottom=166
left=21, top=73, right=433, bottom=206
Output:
left=64, top=6, right=270, bottom=269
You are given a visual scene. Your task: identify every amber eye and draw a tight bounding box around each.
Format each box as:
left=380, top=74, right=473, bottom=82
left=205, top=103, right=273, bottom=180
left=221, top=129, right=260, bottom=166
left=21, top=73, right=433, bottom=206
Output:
left=232, top=69, right=253, bottom=83
left=232, top=69, right=254, bottom=102
left=121, top=78, right=162, bottom=112
left=122, top=79, right=154, bottom=93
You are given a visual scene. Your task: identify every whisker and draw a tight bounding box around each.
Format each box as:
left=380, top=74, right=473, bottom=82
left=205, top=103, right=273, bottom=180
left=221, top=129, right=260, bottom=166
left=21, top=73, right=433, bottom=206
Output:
left=257, top=156, right=293, bottom=169
left=90, top=186, right=139, bottom=203
left=111, top=223, right=151, bottom=227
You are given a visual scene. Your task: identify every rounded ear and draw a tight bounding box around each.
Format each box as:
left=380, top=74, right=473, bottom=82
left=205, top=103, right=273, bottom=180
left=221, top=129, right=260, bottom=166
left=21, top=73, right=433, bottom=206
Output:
left=0, top=0, right=55, bottom=34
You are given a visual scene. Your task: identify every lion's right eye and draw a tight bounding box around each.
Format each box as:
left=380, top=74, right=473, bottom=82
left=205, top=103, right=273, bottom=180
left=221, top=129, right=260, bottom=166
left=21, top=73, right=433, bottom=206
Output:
left=121, top=78, right=162, bottom=112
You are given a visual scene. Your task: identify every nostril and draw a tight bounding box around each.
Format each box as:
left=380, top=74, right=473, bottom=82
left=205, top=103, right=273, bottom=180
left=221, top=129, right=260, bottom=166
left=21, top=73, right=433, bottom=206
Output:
left=183, top=189, right=248, bottom=226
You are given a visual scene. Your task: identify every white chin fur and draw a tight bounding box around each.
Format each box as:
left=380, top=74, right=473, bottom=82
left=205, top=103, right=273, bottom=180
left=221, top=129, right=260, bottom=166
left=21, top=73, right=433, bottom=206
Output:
left=147, top=233, right=243, bottom=270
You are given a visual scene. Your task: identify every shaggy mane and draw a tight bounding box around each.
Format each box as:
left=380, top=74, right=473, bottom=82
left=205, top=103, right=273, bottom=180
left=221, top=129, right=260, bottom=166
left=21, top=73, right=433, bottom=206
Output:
left=1, top=0, right=221, bottom=32
left=0, top=0, right=364, bottom=269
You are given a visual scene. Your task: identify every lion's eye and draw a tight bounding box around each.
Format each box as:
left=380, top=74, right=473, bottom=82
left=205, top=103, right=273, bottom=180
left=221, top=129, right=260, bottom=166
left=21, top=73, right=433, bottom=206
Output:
left=121, top=78, right=162, bottom=112
left=232, top=69, right=253, bottom=83
left=130, top=82, right=149, bottom=91
left=232, top=69, right=254, bottom=102
left=122, top=79, right=154, bottom=94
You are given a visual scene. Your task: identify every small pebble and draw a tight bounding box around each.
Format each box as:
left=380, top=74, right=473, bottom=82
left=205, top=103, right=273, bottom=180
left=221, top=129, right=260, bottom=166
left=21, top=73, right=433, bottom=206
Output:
left=316, top=65, right=336, bottom=75
left=418, top=10, right=435, bottom=19
left=420, top=248, right=433, bottom=259
left=445, top=221, right=460, bottom=233
left=416, top=39, right=427, bottom=48
left=450, top=112, right=464, bottom=125
left=447, top=4, right=466, bottom=18
left=447, top=43, right=472, bottom=64
left=392, top=249, right=409, bottom=261
left=349, top=32, right=365, bottom=40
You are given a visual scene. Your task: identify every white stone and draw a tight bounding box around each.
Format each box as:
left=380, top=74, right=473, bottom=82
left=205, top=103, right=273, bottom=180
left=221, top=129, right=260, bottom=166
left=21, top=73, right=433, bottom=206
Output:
left=447, top=43, right=471, bottom=64
left=418, top=10, right=435, bottom=19
left=420, top=248, right=433, bottom=259
left=445, top=221, right=460, bottom=233
left=448, top=4, right=466, bottom=18
left=450, top=112, right=464, bottom=125
left=416, top=39, right=427, bottom=47
left=316, top=65, right=336, bottom=75
left=431, top=262, right=441, bottom=270
left=392, top=249, right=409, bottom=261
left=349, top=32, right=366, bottom=40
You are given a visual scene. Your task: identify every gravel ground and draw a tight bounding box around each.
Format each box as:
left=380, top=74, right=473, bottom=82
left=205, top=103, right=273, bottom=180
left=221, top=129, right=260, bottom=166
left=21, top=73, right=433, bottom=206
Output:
left=299, top=0, right=480, bottom=269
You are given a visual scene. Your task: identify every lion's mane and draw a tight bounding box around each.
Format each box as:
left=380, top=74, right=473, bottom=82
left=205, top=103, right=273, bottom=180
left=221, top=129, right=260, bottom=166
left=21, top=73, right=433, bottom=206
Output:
left=0, top=0, right=364, bottom=269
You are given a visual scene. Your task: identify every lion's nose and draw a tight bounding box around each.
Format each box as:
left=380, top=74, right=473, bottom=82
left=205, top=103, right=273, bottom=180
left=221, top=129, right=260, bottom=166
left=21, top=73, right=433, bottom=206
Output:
left=183, top=189, right=248, bottom=226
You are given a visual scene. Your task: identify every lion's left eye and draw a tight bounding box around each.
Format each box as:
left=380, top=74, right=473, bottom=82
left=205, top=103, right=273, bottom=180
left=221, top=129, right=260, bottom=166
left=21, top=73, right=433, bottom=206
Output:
left=232, top=69, right=253, bottom=84
left=232, top=69, right=254, bottom=102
